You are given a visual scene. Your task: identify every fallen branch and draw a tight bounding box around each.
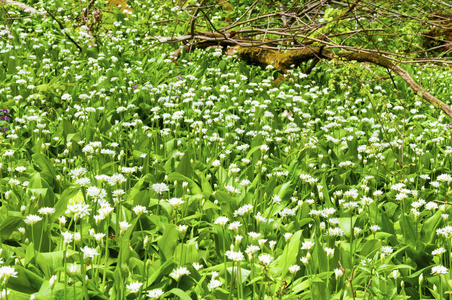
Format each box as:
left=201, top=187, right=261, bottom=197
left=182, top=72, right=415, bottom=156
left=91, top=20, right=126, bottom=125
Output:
left=155, top=0, right=452, bottom=120
left=236, top=46, right=452, bottom=119
left=434, top=200, right=452, bottom=205
left=0, top=0, right=11, bottom=34
left=337, top=52, right=452, bottom=119
left=1, top=0, right=37, bottom=14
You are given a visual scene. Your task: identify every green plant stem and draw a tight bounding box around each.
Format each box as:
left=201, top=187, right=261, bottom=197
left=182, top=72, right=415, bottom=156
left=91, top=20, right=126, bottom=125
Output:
left=157, top=194, right=162, bottom=216
left=223, top=227, right=228, bottom=288
left=81, top=255, right=89, bottom=300
left=115, top=204, right=120, bottom=239
left=350, top=213, right=354, bottom=266
left=31, top=225, right=35, bottom=255
left=327, top=259, right=330, bottom=300
left=179, top=239, right=184, bottom=265
left=117, top=236, right=123, bottom=300
left=251, top=257, right=256, bottom=298
left=64, top=248, right=67, bottom=300
left=48, top=216, right=51, bottom=251
left=79, top=219, right=88, bottom=300
left=38, top=222, right=44, bottom=252
left=229, top=261, right=234, bottom=300
left=419, top=280, right=422, bottom=300
left=439, top=275, right=443, bottom=300
left=309, top=266, right=314, bottom=300
left=102, top=219, right=110, bottom=291
left=448, top=240, right=452, bottom=279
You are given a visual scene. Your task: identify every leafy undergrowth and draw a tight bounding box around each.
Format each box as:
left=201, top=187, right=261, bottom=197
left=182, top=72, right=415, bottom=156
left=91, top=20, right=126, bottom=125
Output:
left=1, top=1, right=452, bottom=300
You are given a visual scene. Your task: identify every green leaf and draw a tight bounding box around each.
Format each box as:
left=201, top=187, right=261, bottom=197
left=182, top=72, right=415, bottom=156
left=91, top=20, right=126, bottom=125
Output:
left=273, top=230, right=302, bottom=278
left=174, top=243, right=199, bottom=265
left=175, top=151, right=193, bottom=178
left=52, top=187, right=80, bottom=223
left=158, top=224, right=179, bottom=261
left=167, top=172, right=202, bottom=194
left=120, top=217, right=139, bottom=265
left=360, top=239, right=381, bottom=257
left=320, top=177, right=332, bottom=207
left=421, top=211, right=442, bottom=244
left=275, top=181, right=293, bottom=201
left=226, top=267, right=251, bottom=284
left=291, top=277, right=310, bottom=294
left=381, top=210, right=395, bottom=235
left=33, top=282, right=84, bottom=300
left=128, top=173, right=153, bottom=203
left=400, top=214, right=418, bottom=245
left=32, top=153, right=56, bottom=186
left=337, top=217, right=357, bottom=237
left=36, top=252, right=65, bottom=279
left=7, top=265, right=44, bottom=294
left=25, top=242, right=35, bottom=266
left=202, top=200, right=220, bottom=211
left=147, top=260, right=175, bottom=287
left=165, top=288, right=192, bottom=300
left=7, top=290, right=32, bottom=300
left=0, top=216, right=24, bottom=239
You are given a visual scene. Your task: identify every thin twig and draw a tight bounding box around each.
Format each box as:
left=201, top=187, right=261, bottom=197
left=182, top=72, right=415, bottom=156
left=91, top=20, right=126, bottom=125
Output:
left=434, top=200, right=452, bottom=205
left=0, top=0, right=12, bottom=34
left=42, top=6, right=83, bottom=52
left=362, top=278, right=372, bottom=299
left=339, top=261, right=356, bottom=300
left=190, top=0, right=207, bottom=38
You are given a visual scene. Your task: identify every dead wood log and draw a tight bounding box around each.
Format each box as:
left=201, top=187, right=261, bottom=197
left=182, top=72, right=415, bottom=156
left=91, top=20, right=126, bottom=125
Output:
left=337, top=52, right=452, bottom=118
left=216, top=0, right=233, bottom=11
left=237, top=46, right=452, bottom=119
left=165, top=28, right=452, bottom=119
left=423, top=13, right=452, bottom=53
left=237, top=47, right=320, bottom=73
left=1, top=0, right=37, bottom=14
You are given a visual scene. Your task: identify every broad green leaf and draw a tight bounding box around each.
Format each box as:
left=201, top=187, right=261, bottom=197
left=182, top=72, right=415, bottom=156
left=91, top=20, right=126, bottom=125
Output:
left=0, top=216, right=24, bottom=239
left=400, top=214, right=418, bottom=245
left=7, top=265, right=44, bottom=294
left=120, top=217, right=139, bottom=265
left=360, top=239, right=381, bottom=257
left=52, top=187, right=79, bottom=222
left=158, top=224, right=179, bottom=261
left=175, top=151, right=193, bottom=178
left=291, top=277, right=310, bottom=294
left=32, top=153, right=56, bottom=186
left=174, top=243, right=199, bottom=265
left=128, top=173, right=153, bottom=202
left=273, top=230, right=301, bottom=278
left=320, top=177, right=333, bottom=207
left=421, top=210, right=442, bottom=244
left=226, top=267, right=251, bottom=284
left=32, top=282, right=83, bottom=300
left=275, top=180, right=293, bottom=201
left=337, top=217, right=357, bottom=237
left=36, top=252, right=65, bottom=279
left=165, top=288, right=192, bottom=300
left=147, top=260, right=175, bottom=287
left=167, top=172, right=202, bottom=194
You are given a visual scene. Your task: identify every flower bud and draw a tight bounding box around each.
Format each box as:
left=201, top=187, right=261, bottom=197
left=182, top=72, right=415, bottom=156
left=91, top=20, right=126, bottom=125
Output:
left=50, top=275, right=57, bottom=289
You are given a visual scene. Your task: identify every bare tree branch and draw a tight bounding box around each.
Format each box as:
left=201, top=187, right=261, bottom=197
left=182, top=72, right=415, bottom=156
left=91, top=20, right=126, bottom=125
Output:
left=153, top=0, right=452, bottom=119
left=42, top=6, right=83, bottom=52
left=1, top=0, right=37, bottom=14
